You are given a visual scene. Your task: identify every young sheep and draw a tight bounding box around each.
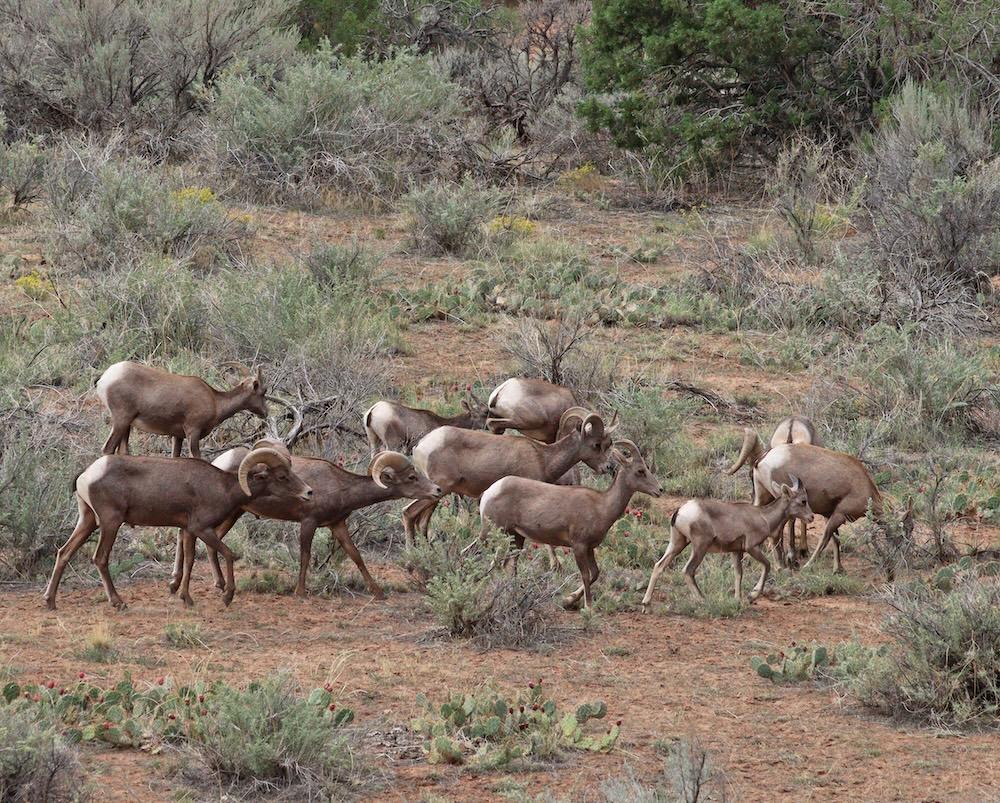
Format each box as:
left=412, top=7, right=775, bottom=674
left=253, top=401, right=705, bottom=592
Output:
left=403, top=410, right=613, bottom=547
left=727, top=416, right=822, bottom=565
left=641, top=477, right=813, bottom=609
left=479, top=439, right=662, bottom=609
left=194, top=445, right=443, bottom=598
left=43, top=447, right=311, bottom=610
left=364, top=393, right=488, bottom=455
left=95, top=361, right=268, bottom=459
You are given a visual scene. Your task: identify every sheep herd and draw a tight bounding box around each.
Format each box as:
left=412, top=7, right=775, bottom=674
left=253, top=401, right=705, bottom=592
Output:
left=43, top=363, right=886, bottom=613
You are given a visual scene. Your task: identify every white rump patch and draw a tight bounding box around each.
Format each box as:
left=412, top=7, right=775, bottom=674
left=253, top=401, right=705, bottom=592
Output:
left=76, top=456, right=112, bottom=508
left=94, top=361, right=132, bottom=407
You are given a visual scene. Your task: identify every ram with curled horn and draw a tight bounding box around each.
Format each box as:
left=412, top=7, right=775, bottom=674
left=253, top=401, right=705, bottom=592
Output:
left=193, top=442, right=443, bottom=600
left=402, top=410, right=616, bottom=548
left=44, top=446, right=313, bottom=610
left=478, top=437, right=663, bottom=609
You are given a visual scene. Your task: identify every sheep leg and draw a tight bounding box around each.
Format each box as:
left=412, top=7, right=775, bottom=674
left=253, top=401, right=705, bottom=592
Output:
left=402, top=498, right=435, bottom=548
left=189, top=527, right=238, bottom=605
left=565, top=547, right=600, bottom=609
left=172, top=437, right=183, bottom=458
left=546, top=546, right=561, bottom=570
left=797, top=518, right=810, bottom=558
left=732, top=551, right=744, bottom=600
left=746, top=544, right=771, bottom=602
left=169, top=532, right=183, bottom=594
left=178, top=529, right=197, bottom=607
left=292, top=520, right=318, bottom=597
left=417, top=499, right=438, bottom=539
left=802, top=512, right=846, bottom=573
left=331, top=520, right=385, bottom=600
left=102, top=421, right=131, bottom=455
left=44, top=498, right=98, bottom=610
left=564, top=545, right=593, bottom=610
left=640, top=531, right=689, bottom=610
left=187, top=431, right=203, bottom=460
left=92, top=516, right=127, bottom=609
left=205, top=511, right=242, bottom=591
left=681, top=541, right=710, bottom=601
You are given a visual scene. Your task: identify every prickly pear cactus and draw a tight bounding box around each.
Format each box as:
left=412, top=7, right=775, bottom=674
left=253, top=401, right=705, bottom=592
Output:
left=411, top=682, right=620, bottom=768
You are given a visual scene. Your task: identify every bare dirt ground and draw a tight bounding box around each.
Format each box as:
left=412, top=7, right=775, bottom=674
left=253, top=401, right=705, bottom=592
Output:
left=4, top=562, right=1000, bottom=802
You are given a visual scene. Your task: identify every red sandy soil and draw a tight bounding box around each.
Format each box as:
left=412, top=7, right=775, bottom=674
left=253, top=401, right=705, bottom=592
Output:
left=3, top=559, right=1000, bottom=802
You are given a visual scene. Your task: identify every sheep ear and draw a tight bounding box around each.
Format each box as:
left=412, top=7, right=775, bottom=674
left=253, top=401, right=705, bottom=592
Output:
left=377, top=467, right=396, bottom=488
left=788, top=474, right=802, bottom=491
left=769, top=480, right=788, bottom=498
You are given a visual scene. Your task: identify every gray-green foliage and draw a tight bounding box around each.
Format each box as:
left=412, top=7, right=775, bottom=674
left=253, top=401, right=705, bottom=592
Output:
left=416, top=524, right=562, bottom=648
left=0, top=115, right=46, bottom=210
left=402, top=177, right=505, bottom=256
left=863, top=83, right=1000, bottom=291
left=207, top=46, right=464, bottom=202
left=0, top=0, right=297, bottom=139
left=186, top=672, right=359, bottom=796
left=0, top=703, right=87, bottom=802
left=44, top=142, right=251, bottom=273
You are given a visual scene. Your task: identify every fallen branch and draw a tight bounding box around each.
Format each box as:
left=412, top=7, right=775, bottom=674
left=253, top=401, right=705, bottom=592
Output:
left=663, top=379, right=762, bottom=421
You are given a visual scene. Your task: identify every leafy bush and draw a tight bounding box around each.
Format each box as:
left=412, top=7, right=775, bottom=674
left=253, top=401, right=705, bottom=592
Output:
left=402, top=177, right=504, bottom=256
left=411, top=682, right=620, bottom=768
left=811, top=326, right=997, bottom=451
left=400, top=236, right=711, bottom=326
left=0, top=115, right=46, bottom=210
left=863, top=83, right=1000, bottom=291
left=0, top=703, right=86, bottom=802
left=581, top=0, right=1000, bottom=170
left=857, top=571, right=1000, bottom=728
left=45, top=143, right=252, bottom=273
left=206, top=46, right=464, bottom=202
left=415, top=526, right=562, bottom=649
left=2, top=672, right=359, bottom=795
left=0, top=0, right=297, bottom=141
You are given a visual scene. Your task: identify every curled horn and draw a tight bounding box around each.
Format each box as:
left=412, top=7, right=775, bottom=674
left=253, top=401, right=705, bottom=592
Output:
left=611, top=438, right=641, bottom=464
left=252, top=438, right=290, bottom=460
left=581, top=413, right=605, bottom=440
left=726, top=428, right=763, bottom=475
left=368, top=451, right=411, bottom=488
left=558, top=406, right=593, bottom=436
left=605, top=409, right=621, bottom=434
left=237, top=447, right=291, bottom=496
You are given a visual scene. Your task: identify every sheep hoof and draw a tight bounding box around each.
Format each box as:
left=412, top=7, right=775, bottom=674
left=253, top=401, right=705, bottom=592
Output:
left=111, top=598, right=128, bottom=611
left=181, top=594, right=194, bottom=608
left=44, top=598, right=56, bottom=611
left=372, top=589, right=387, bottom=601
left=214, top=580, right=226, bottom=591
left=168, top=581, right=179, bottom=595
left=223, top=590, right=235, bottom=607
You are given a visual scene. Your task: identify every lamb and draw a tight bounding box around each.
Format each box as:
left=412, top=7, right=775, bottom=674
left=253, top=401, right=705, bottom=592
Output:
left=364, top=393, right=488, bottom=455
left=641, top=477, right=813, bottom=609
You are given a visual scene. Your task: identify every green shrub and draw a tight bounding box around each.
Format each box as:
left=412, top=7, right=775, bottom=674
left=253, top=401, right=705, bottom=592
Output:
left=45, top=146, right=252, bottom=273
left=0, top=115, right=45, bottom=210
left=0, top=703, right=86, bottom=802
left=402, top=177, right=505, bottom=256
left=856, top=572, right=1000, bottom=728
left=413, top=522, right=561, bottom=648
left=863, top=83, right=1000, bottom=291
left=411, top=683, right=620, bottom=768
left=0, top=0, right=297, bottom=139
left=207, top=47, right=464, bottom=202
left=581, top=0, right=999, bottom=171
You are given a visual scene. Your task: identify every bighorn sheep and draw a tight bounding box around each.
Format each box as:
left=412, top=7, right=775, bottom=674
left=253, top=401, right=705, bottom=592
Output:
left=641, top=477, right=813, bottom=609
left=727, top=416, right=822, bottom=565
left=402, top=409, right=614, bottom=547
left=486, top=378, right=577, bottom=442
left=43, top=447, right=310, bottom=610
left=364, top=392, right=488, bottom=455
left=480, top=439, right=662, bottom=609
left=95, top=361, right=268, bottom=459
left=193, top=444, right=443, bottom=598
left=751, top=443, right=883, bottom=574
